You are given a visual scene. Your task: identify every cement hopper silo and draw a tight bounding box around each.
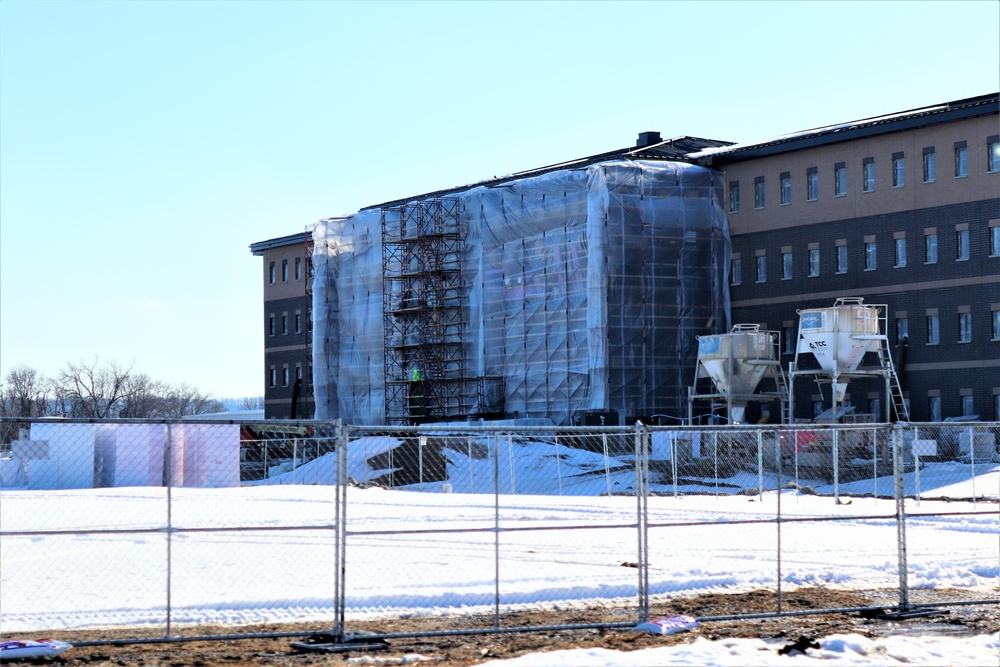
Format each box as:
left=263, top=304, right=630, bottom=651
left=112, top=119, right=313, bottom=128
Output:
left=688, top=324, right=787, bottom=424
left=788, top=297, right=908, bottom=423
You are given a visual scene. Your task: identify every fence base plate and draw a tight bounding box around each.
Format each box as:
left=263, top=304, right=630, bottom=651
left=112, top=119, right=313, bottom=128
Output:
left=291, top=633, right=389, bottom=653
left=876, top=608, right=949, bottom=620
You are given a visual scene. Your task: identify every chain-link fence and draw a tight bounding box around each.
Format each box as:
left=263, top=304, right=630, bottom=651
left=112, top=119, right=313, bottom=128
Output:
left=1, top=418, right=997, bottom=643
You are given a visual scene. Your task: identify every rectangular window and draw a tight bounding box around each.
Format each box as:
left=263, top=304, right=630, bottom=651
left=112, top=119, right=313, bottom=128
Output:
left=754, top=177, right=765, bottom=209
left=926, top=314, right=940, bottom=345
left=922, top=148, right=936, bottom=183
left=865, top=241, right=877, bottom=271
left=958, top=312, right=972, bottom=343
left=925, top=233, right=938, bottom=264
left=783, top=326, right=795, bottom=354
left=892, top=153, right=905, bottom=187
left=894, top=237, right=906, bottom=267
left=956, top=229, right=969, bottom=260
left=269, top=368, right=276, bottom=388
left=730, top=257, right=742, bottom=286
left=295, top=257, right=302, bottom=281
left=834, top=163, right=846, bottom=196
left=281, top=314, right=288, bottom=335
left=836, top=245, right=848, bottom=273
left=961, top=395, right=974, bottom=417
left=993, top=310, right=1000, bottom=340
left=268, top=262, right=275, bottom=285
left=808, top=248, right=820, bottom=276
left=862, top=158, right=875, bottom=192
left=729, top=182, right=740, bottom=213
left=954, top=141, right=968, bottom=178
left=296, top=365, right=303, bottom=381
left=282, top=367, right=289, bottom=387
left=992, top=226, right=1000, bottom=256
left=281, top=259, right=288, bottom=282
left=929, top=395, right=942, bottom=422
left=295, top=312, right=301, bottom=334
left=806, top=168, right=818, bottom=201
left=780, top=172, right=791, bottom=205
left=268, top=314, right=275, bottom=337
left=782, top=251, right=792, bottom=279
left=756, top=255, right=766, bottom=282
left=896, top=317, right=908, bottom=344
left=989, top=135, right=1000, bottom=173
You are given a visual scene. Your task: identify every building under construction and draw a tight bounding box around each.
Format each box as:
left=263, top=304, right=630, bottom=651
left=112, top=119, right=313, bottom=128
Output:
left=311, top=136, right=733, bottom=426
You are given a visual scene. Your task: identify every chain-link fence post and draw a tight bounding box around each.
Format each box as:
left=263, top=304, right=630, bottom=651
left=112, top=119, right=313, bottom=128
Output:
left=165, top=421, right=174, bottom=639
left=493, top=431, right=501, bottom=630
left=334, top=419, right=347, bottom=641
left=892, top=422, right=910, bottom=610
left=775, top=429, right=783, bottom=614
left=635, top=422, right=649, bottom=623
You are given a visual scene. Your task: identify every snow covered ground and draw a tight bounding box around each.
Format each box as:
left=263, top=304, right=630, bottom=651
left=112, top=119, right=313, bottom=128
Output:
left=1, top=436, right=998, bottom=665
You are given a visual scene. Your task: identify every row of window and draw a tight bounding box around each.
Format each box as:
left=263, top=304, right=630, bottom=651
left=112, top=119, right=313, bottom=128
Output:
left=268, top=310, right=311, bottom=336
left=809, top=393, right=1000, bottom=421
left=269, top=363, right=309, bottom=389
left=732, top=225, right=1000, bottom=284
left=268, top=257, right=304, bottom=285
left=776, top=308, right=1000, bottom=355
left=729, top=136, right=1000, bottom=212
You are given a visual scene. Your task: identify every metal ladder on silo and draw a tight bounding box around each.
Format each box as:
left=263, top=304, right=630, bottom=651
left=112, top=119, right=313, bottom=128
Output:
left=876, top=333, right=909, bottom=422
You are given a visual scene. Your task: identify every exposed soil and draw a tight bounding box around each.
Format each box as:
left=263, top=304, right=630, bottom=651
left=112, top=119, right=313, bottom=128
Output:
left=4, top=589, right=997, bottom=666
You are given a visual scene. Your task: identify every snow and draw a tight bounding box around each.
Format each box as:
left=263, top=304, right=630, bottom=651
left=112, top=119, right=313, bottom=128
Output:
left=1, top=438, right=998, bottom=666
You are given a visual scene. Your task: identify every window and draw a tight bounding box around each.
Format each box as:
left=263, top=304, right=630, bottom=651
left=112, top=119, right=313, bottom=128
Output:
left=834, top=163, right=846, bottom=196
left=806, top=168, right=818, bottom=201
left=783, top=326, right=795, bottom=354
left=296, top=365, right=303, bottom=381
left=268, top=262, right=275, bottom=285
left=282, top=367, right=289, bottom=388
left=281, top=314, right=288, bottom=335
left=894, top=237, right=906, bottom=267
left=269, top=368, right=276, bottom=388
left=954, top=141, right=968, bottom=178
left=865, top=241, right=877, bottom=271
left=836, top=245, right=848, bottom=273
left=756, top=255, right=766, bottom=282
left=295, top=257, right=302, bottom=281
left=958, top=311, right=972, bottom=343
left=268, top=314, right=275, bottom=337
left=925, top=232, right=938, bottom=264
left=892, top=153, right=905, bottom=187
left=754, top=177, right=765, bottom=209
left=993, top=310, right=1000, bottom=340
left=992, top=226, right=1000, bottom=256
left=730, top=257, right=742, bottom=286
left=989, top=135, right=1000, bottom=173
left=956, top=229, right=969, bottom=260
left=808, top=248, right=820, bottom=277
left=729, top=182, right=740, bottom=213
left=896, top=317, right=908, bottom=344
left=780, top=172, right=791, bottom=205
left=782, top=251, right=792, bottom=279
left=926, top=314, right=940, bottom=345
left=281, top=259, right=288, bottom=282
left=961, top=395, right=974, bottom=417
left=929, top=395, right=942, bottom=422
left=862, top=158, right=875, bottom=192
left=922, top=147, right=936, bottom=182
left=295, top=312, right=301, bottom=334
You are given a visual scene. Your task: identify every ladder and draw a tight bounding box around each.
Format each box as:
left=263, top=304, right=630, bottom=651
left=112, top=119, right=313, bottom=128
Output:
left=876, top=338, right=910, bottom=422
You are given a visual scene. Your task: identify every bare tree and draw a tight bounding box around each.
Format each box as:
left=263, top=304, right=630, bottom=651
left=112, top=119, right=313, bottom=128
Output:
left=0, top=365, right=50, bottom=418
left=118, top=373, right=170, bottom=418
left=162, top=384, right=225, bottom=418
left=55, top=358, right=134, bottom=418
left=240, top=396, right=265, bottom=410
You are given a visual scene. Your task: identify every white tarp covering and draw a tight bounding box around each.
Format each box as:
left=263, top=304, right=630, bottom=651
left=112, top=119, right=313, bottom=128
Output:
left=26, top=423, right=96, bottom=490
left=94, top=424, right=166, bottom=487
left=313, top=160, right=730, bottom=425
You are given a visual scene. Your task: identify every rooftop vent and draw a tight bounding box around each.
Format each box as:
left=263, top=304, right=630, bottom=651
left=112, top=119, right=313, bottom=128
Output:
left=636, top=131, right=662, bottom=148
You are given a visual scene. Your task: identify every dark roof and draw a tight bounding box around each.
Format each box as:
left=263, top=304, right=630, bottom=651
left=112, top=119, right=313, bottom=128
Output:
left=249, top=231, right=311, bottom=256
left=690, top=93, right=999, bottom=165
left=362, top=135, right=733, bottom=211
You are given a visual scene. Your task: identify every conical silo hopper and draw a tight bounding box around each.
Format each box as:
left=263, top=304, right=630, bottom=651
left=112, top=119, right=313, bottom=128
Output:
left=693, top=324, right=781, bottom=423
left=796, top=297, right=882, bottom=403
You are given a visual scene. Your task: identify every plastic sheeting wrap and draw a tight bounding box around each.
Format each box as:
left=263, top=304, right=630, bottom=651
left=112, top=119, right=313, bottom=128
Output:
left=313, top=160, right=730, bottom=425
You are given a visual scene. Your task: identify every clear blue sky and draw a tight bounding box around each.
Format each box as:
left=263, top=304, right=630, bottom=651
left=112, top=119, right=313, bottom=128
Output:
left=1, top=1, right=998, bottom=400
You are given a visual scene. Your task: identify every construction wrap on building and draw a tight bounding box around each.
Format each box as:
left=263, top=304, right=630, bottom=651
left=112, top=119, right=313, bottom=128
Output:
left=312, top=159, right=731, bottom=426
